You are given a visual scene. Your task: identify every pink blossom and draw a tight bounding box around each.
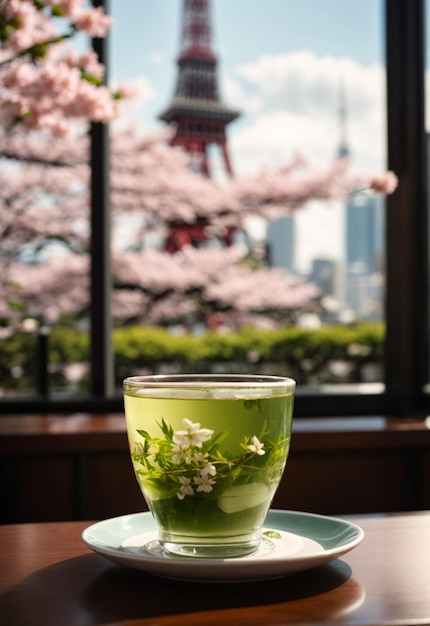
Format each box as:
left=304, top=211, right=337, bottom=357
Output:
left=0, top=0, right=120, bottom=133
left=369, top=171, right=398, bottom=194
left=74, top=50, right=105, bottom=80
left=1, top=1, right=55, bottom=54
left=43, top=0, right=112, bottom=34
left=63, top=362, right=88, bottom=383
left=73, top=8, right=113, bottom=38
left=43, top=0, right=84, bottom=18
left=0, top=125, right=398, bottom=332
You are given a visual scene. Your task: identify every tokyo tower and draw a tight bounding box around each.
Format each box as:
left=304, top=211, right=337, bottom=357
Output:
left=158, top=0, right=240, bottom=179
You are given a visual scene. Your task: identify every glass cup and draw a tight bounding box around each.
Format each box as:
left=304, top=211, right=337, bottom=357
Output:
left=123, top=374, right=295, bottom=558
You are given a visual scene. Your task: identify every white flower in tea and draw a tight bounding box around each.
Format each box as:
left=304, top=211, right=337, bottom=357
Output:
left=193, top=451, right=208, bottom=464
left=193, top=470, right=216, bottom=493
left=247, top=436, right=265, bottom=456
left=134, top=443, right=144, bottom=456
left=172, top=443, right=192, bottom=464
left=132, top=416, right=289, bottom=513
left=177, top=476, right=194, bottom=500
left=173, top=418, right=214, bottom=448
left=199, top=462, right=217, bottom=479
left=148, top=443, right=158, bottom=456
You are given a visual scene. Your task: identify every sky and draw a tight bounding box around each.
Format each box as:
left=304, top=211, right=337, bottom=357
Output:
left=108, top=0, right=386, bottom=272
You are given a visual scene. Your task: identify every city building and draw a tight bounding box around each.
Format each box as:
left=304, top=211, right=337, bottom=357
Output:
left=267, top=216, right=295, bottom=273
left=344, top=194, right=385, bottom=318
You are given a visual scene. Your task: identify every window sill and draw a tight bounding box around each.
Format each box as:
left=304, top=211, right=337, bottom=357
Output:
left=0, top=413, right=429, bottom=454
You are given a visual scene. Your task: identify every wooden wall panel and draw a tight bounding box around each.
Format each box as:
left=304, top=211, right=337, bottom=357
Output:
left=81, top=453, right=146, bottom=520
left=1, top=415, right=430, bottom=524
left=273, top=450, right=416, bottom=515
left=9, top=456, right=77, bottom=522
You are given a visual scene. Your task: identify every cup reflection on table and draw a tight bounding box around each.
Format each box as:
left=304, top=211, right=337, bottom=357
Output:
left=123, top=374, right=295, bottom=559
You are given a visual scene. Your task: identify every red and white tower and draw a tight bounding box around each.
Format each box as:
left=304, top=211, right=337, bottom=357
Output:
left=158, top=0, right=240, bottom=179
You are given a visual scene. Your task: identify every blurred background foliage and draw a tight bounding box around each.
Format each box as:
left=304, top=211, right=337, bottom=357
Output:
left=0, top=322, right=384, bottom=394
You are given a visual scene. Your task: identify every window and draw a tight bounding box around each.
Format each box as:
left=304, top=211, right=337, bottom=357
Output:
left=0, top=0, right=428, bottom=417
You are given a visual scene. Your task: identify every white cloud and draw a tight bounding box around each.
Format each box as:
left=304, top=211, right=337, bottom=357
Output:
left=223, top=51, right=387, bottom=272
left=233, top=51, right=383, bottom=117
left=234, top=51, right=337, bottom=116
left=230, top=110, right=337, bottom=175
left=225, top=51, right=386, bottom=173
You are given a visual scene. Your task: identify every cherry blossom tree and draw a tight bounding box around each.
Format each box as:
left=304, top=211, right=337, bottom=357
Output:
left=0, top=0, right=127, bottom=135
left=0, top=0, right=398, bottom=333
left=112, top=246, right=320, bottom=329
left=0, top=124, right=397, bottom=333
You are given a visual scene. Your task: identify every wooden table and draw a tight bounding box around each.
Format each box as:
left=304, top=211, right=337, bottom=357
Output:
left=0, top=511, right=429, bottom=625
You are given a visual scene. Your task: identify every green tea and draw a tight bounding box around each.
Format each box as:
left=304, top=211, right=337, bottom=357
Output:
left=124, top=388, right=294, bottom=545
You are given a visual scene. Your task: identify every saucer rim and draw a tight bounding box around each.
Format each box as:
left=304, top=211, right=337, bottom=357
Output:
left=82, top=509, right=364, bottom=581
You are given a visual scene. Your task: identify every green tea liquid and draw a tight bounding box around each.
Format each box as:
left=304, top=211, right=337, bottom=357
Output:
left=124, top=388, right=293, bottom=543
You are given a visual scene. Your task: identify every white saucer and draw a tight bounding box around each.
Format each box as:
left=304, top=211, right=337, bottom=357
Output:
left=82, top=509, right=363, bottom=582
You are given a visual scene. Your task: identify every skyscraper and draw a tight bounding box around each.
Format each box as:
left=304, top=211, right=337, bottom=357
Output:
left=310, top=258, right=338, bottom=297
left=267, top=216, right=295, bottom=273
left=345, top=194, right=384, bottom=317
left=346, top=195, right=383, bottom=275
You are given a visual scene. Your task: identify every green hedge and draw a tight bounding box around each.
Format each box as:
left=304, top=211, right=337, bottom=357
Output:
left=0, top=323, right=385, bottom=392
left=114, top=323, right=385, bottom=384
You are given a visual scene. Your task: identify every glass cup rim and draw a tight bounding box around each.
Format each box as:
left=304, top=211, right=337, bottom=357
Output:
left=123, top=373, right=295, bottom=391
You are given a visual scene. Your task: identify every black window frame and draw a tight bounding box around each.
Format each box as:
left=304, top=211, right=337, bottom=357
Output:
left=1, top=0, right=429, bottom=418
